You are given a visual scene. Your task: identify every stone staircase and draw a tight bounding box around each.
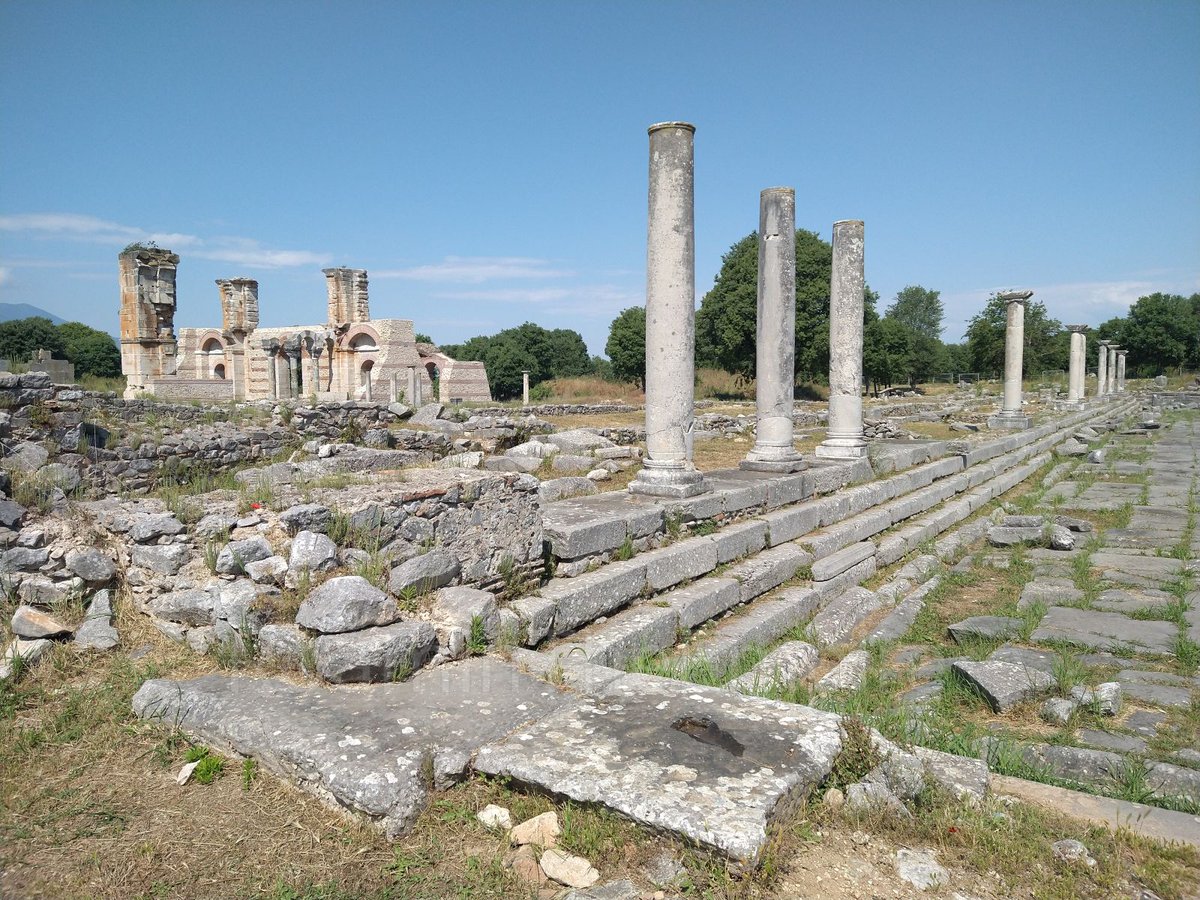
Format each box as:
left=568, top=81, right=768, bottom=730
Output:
left=526, top=400, right=1138, bottom=680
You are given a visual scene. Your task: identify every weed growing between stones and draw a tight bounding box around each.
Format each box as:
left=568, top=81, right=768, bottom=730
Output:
left=827, top=717, right=881, bottom=788
left=612, top=534, right=635, bottom=561
left=241, top=758, right=258, bottom=791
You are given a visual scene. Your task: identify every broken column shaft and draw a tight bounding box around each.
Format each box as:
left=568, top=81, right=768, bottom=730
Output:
left=1116, top=350, right=1127, bottom=392
left=629, top=122, right=708, bottom=498
left=815, top=220, right=868, bottom=459
left=742, top=187, right=804, bottom=472
left=1107, top=346, right=1120, bottom=395
left=1097, top=341, right=1109, bottom=397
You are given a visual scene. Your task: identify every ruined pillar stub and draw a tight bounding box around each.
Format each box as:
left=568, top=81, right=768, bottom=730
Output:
left=323, top=268, right=370, bottom=325
left=988, top=290, right=1033, bottom=429
left=1106, top=346, right=1120, bottom=395
left=119, top=245, right=180, bottom=398
left=1067, top=325, right=1087, bottom=404
left=742, top=187, right=805, bottom=472
left=1116, top=350, right=1127, bottom=392
left=217, top=278, right=260, bottom=335
left=1096, top=341, right=1109, bottom=397
left=629, top=122, right=708, bottom=498
left=815, top=220, right=868, bottom=460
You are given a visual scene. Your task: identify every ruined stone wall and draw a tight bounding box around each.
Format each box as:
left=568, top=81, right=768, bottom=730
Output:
left=144, top=378, right=236, bottom=403
left=119, top=247, right=180, bottom=396
left=323, top=268, right=370, bottom=324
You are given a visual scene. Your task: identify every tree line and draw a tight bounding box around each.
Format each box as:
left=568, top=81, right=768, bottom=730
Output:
left=0, top=316, right=122, bottom=379
left=605, top=229, right=1200, bottom=392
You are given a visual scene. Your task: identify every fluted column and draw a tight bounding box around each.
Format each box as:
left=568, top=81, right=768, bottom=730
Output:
left=630, top=122, right=708, bottom=498
left=1116, top=350, right=1127, bottom=392
left=1067, top=325, right=1087, bottom=404
left=742, top=188, right=805, bottom=472
left=815, top=220, right=868, bottom=459
left=988, top=289, right=1033, bottom=429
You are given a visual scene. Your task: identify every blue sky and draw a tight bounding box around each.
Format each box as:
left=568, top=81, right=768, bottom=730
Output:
left=1, top=1, right=1197, bottom=357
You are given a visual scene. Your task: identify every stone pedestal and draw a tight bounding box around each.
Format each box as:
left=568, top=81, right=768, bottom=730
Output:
left=1107, top=346, right=1119, bottom=395
left=742, top=188, right=805, bottom=473
left=629, top=122, right=708, bottom=498
left=988, top=290, right=1033, bottom=430
left=815, top=220, right=868, bottom=460
left=1116, top=350, right=1127, bottom=392
left=1067, top=325, right=1086, bottom=404
left=1096, top=341, right=1109, bottom=397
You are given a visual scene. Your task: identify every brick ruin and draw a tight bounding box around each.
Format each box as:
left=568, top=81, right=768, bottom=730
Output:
left=118, top=247, right=492, bottom=405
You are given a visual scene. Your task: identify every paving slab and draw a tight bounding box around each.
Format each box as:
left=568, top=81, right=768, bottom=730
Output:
left=474, top=673, right=842, bottom=864
left=1030, top=606, right=1178, bottom=656
left=952, top=659, right=1055, bottom=712
left=947, top=616, right=1023, bottom=644
left=132, top=657, right=568, bottom=837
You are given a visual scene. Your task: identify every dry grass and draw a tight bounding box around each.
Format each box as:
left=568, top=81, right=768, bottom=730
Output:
left=533, top=376, right=645, bottom=404
left=542, top=410, right=646, bottom=430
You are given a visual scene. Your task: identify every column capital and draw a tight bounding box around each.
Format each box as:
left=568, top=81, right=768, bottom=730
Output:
left=1067, top=324, right=1088, bottom=333
left=1097, top=339, right=1111, bottom=346
left=648, top=121, right=694, bottom=135
left=1115, top=348, right=1127, bottom=356
left=997, top=289, right=1034, bottom=303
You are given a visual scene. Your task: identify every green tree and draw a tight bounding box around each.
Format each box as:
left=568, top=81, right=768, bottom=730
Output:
left=440, top=322, right=592, bottom=395
left=695, top=229, right=875, bottom=381
left=1120, top=292, right=1198, bottom=374
left=863, top=317, right=912, bottom=396
left=605, top=306, right=646, bottom=387
left=58, top=322, right=121, bottom=378
left=481, top=337, right=537, bottom=401
left=884, top=285, right=944, bottom=386
left=545, top=328, right=590, bottom=378
left=0, top=317, right=64, bottom=363
left=413, top=332, right=433, bottom=344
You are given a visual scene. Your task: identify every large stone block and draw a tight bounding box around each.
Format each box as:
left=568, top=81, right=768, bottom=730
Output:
left=643, top=538, right=718, bottom=591
left=315, top=621, right=437, bottom=683
left=541, top=561, right=648, bottom=637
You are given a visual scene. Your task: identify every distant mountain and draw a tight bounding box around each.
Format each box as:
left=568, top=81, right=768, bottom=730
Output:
left=0, top=303, right=66, bottom=325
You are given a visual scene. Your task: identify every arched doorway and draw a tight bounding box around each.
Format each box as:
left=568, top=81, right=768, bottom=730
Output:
left=424, top=361, right=440, bottom=400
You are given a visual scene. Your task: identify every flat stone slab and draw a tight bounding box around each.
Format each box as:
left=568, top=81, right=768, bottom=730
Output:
left=952, top=659, right=1055, bottom=712
left=474, top=673, right=842, bottom=865
left=132, top=657, right=567, bottom=837
left=1018, top=579, right=1084, bottom=609
left=947, top=616, right=1023, bottom=644
left=807, top=587, right=884, bottom=647
left=1030, top=606, right=1178, bottom=656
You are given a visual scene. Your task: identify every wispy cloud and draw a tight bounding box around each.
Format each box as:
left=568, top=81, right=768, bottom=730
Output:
left=434, top=284, right=640, bottom=317
left=0, top=212, right=328, bottom=270
left=375, top=256, right=574, bottom=283
left=0, top=267, right=9, bottom=287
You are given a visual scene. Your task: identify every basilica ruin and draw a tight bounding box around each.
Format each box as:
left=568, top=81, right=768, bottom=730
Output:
left=118, top=246, right=492, bottom=404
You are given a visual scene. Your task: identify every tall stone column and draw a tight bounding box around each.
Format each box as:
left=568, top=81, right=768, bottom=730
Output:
left=522, top=371, right=530, bottom=406
left=1096, top=341, right=1109, bottom=397
left=1107, top=346, right=1119, bottom=395
left=815, top=220, right=868, bottom=460
left=987, top=290, right=1033, bottom=429
left=630, top=122, right=708, bottom=498
left=743, top=187, right=804, bottom=472
left=1067, top=325, right=1087, bottom=404
left=1116, top=350, right=1127, bottom=392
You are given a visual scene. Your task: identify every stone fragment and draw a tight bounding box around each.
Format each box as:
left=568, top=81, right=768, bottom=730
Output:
left=894, top=848, right=950, bottom=891
left=0, top=499, right=26, bottom=529
left=844, top=781, right=911, bottom=818
left=64, top=548, right=116, bottom=583
left=215, top=537, right=273, bottom=575
left=1052, top=515, right=1092, bottom=533
left=643, top=851, right=685, bottom=888
left=132, top=544, right=190, bottom=575
left=409, top=403, right=445, bottom=427
left=505, top=844, right=546, bottom=885
left=952, top=659, right=1055, bottom=712
left=1076, top=729, right=1146, bottom=754
left=11, top=605, right=71, bottom=639
left=1041, top=697, right=1078, bottom=725
left=257, top=624, right=312, bottom=670
left=1048, top=524, right=1075, bottom=551
left=279, top=503, right=333, bottom=534
left=1070, top=682, right=1122, bottom=716
left=246, top=555, right=288, bottom=584
left=585, top=468, right=611, bottom=482
left=0, top=636, right=51, bottom=679
left=988, top=525, right=1045, bottom=546
left=947, top=616, right=1022, bottom=644
left=129, top=514, right=186, bottom=543
left=539, top=848, right=600, bottom=889
left=0, top=546, right=49, bottom=572
left=296, top=576, right=401, bottom=634
left=866, top=750, right=925, bottom=800
left=1057, top=438, right=1088, bottom=457
left=193, top=513, right=237, bottom=540
left=510, top=811, right=561, bottom=848
left=388, top=550, right=461, bottom=596
left=725, top=641, right=818, bottom=694
left=815, top=649, right=870, bottom=693
left=477, top=804, right=512, bottom=831
left=314, top=621, right=437, bottom=683
left=74, top=589, right=118, bottom=651
left=538, top=476, right=598, bottom=503
left=1031, top=607, right=1178, bottom=656
left=149, top=587, right=215, bottom=627
left=289, top=530, right=338, bottom=576
left=912, top=746, right=988, bottom=802
left=1051, top=839, right=1095, bottom=867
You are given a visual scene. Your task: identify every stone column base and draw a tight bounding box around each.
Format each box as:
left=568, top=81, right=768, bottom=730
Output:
left=628, top=463, right=709, bottom=498
left=740, top=446, right=806, bottom=473
left=988, top=414, right=1031, bottom=430
left=814, top=439, right=868, bottom=460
